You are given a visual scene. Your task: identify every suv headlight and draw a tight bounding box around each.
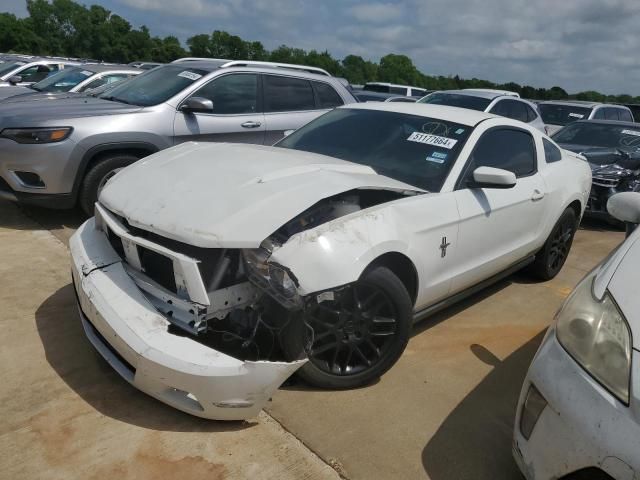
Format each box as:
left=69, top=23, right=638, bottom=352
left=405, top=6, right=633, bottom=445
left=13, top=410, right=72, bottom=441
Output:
left=556, top=269, right=632, bottom=404
left=0, top=127, right=73, bottom=144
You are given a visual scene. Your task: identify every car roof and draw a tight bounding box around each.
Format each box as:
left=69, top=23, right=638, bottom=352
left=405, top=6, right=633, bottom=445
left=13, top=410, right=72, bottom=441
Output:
left=537, top=100, right=624, bottom=108
left=79, top=64, right=141, bottom=73
left=341, top=102, right=497, bottom=126
left=365, top=82, right=424, bottom=90
left=434, top=89, right=515, bottom=100
left=572, top=119, right=640, bottom=128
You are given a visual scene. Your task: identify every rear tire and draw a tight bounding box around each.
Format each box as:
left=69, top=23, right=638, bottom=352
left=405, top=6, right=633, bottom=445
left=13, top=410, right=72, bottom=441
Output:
left=78, top=154, right=138, bottom=215
left=281, top=266, right=412, bottom=389
left=529, top=208, right=577, bottom=280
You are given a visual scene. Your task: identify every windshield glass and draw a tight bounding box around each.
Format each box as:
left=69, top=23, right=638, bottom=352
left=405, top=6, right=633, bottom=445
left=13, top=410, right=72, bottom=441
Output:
left=32, top=67, right=93, bottom=92
left=276, top=108, right=473, bottom=192
left=539, top=104, right=592, bottom=126
left=0, top=61, right=27, bottom=78
left=553, top=122, right=640, bottom=150
left=418, top=92, right=491, bottom=112
left=99, top=65, right=208, bottom=106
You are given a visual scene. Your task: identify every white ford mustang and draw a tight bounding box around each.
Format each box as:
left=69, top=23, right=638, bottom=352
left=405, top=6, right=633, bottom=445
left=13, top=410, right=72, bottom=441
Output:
left=70, top=103, right=592, bottom=420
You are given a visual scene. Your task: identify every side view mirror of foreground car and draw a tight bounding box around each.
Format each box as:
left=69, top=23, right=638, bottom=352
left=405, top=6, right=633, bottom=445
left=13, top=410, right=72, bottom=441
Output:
left=607, top=192, right=640, bottom=237
left=8, top=75, right=22, bottom=85
left=180, top=96, right=214, bottom=113
left=468, top=166, right=517, bottom=189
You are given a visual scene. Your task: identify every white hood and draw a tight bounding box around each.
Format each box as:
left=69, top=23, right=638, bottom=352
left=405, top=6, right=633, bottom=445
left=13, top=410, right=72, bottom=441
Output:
left=99, top=142, right=423, bottom=248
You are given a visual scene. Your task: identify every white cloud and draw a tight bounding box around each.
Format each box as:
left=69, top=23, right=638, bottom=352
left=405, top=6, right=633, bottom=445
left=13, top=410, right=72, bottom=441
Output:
left=115, top=0, right=231, bottom=17
left=348, top=3, right=403, bottom=23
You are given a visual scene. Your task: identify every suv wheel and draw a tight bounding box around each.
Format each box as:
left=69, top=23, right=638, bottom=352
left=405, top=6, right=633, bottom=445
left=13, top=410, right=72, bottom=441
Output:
left=78, top=154, right=138, bottom=215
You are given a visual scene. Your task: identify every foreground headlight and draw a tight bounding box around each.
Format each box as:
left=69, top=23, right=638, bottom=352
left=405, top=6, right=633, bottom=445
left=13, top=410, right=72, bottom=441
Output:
left=555, top=270, right=632, bottom=404
left=0, top=127, right=73, bottom=144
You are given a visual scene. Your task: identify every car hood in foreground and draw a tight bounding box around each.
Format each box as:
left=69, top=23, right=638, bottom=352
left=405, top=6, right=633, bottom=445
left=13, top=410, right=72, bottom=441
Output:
left=0, top=85, right=32, bottom=100
left=99, top=142, right=424, bottom=248
left=593, top=227, right=640, bottom=349
left=0, top=95, right=142, bottom=125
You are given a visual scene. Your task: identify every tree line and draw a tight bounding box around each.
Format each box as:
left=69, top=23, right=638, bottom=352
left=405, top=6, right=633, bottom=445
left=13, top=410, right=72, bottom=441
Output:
left=1, top=0, right=638, bottom=103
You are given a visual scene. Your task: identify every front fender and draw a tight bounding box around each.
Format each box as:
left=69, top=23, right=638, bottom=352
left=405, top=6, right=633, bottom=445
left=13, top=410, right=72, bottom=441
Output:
left=269, top=209, right=413, bottom=296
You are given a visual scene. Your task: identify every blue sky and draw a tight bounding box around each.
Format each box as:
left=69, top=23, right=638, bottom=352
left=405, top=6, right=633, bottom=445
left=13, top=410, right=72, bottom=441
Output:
left=2, top=0, right=639, bottom=95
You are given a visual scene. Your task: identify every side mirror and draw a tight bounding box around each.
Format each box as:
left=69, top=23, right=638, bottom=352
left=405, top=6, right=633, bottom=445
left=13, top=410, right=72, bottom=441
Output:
left=468, top=166, right=517, bottom=189
left=607, top=192, right=640, bottom=237
left=180, top=96, right=213, bottom=113
left=8, top=75, right=22, bottom=85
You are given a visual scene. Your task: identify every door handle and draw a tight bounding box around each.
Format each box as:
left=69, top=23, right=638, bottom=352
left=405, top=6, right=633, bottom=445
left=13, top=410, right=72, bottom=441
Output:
left=241, top=121, right=262, bottom=129
left=531, top=189, right=545, bottom=201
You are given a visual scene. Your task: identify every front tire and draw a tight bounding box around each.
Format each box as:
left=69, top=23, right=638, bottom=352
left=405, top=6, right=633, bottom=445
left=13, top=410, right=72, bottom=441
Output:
left=78, top=154, right=139, bottom=215
left=281, top=266, right=412, bottom=389
left=529, top=208, right=577, bottom=280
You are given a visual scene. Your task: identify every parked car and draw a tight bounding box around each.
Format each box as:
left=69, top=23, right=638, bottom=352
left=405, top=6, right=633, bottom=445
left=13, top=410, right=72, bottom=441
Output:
left=0, top=64, right=141, bottom=101
left=553, top=120, right=640, bottom=223
left=513, top=191, right=640, bottom=480
left=539, top=100, right=634, bottom=135
left=69, top=102, right=590, bottom=420
left=0, top=58, right=80, bottom=87
left=0, top=60, right=355, bottom=214
left=128, top=61, right=163, bottom=70
left=418, top=90, right=547, bottom=133
left=620, top=103, right=640, bottom=123
left=363, top=82, right=427, bottom=97
left=354, top=90, right=420, bottom=103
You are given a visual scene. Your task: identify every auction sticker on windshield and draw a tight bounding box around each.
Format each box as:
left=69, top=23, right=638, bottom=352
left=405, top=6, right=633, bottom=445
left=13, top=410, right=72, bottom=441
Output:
left=177, top=71, right=202, bottom=81
left=621, top=129, right=640, bottom=137
left=568, top=113, right=584, bottom=119
left=408, top=132, right=458, bottom=149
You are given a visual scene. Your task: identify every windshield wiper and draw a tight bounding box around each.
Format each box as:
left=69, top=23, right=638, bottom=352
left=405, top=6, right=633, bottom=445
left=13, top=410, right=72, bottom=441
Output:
left=101, top=95, right=134, bottom=105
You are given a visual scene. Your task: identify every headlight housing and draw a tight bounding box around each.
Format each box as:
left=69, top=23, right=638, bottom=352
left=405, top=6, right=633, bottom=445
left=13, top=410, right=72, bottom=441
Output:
left=0, top=127, right=73, bottom=144
left=243, top=245, right=300, bottom=306
left=555, top=270, right=632, bottom=404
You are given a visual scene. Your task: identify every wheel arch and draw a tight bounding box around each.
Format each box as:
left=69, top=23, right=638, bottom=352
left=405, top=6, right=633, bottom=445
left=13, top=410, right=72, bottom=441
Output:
left=363, top=252, right=419, bottom=307
left=72, top=142, right=160, bottom=199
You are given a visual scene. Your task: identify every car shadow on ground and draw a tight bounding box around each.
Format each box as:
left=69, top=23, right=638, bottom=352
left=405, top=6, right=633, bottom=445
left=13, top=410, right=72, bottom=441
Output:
left=282, top=278, right=514, bottom=392
left=579, top=217, right=623, bottom=233
left=422, top=330, right=545, bottom=480
left=35, top=283, right=255, bottom=432
left=0, top=199, right=85, bottom=231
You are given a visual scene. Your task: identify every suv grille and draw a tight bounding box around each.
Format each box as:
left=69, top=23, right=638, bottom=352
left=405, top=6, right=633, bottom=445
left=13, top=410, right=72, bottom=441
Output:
left=592, top=176, right=620, bottom=188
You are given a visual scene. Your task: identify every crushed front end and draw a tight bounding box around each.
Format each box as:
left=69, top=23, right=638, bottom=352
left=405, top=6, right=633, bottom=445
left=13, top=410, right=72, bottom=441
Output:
left=587, top=163, right=640, bottom=221
left=70, top=203, right=305, bottom=420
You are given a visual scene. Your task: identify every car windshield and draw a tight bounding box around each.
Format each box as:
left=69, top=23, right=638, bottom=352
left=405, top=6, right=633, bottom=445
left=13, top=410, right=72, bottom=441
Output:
left=98, top=65, right=208, bottom=106
left=31, top=67, right=93, bottom=92
left=417, top=92, right=491, bottom=112
left=539, top=104, right=592, bottom=126
left=0, top=61, right=27, bottom=78
left=276, top=108, right=473, bottom=192
left=553, top=122, right=640, bottom=150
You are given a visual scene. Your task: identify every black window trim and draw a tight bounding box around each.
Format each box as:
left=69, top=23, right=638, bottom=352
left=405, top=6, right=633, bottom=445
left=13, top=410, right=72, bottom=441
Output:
left=454, top=125, right=539, bottom=190
left=178, top=71, right=263, bottom=116
left=261, top=72, right=319, bottom=114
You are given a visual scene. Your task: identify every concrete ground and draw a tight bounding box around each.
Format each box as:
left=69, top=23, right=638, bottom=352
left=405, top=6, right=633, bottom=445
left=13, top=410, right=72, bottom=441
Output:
left=1, top=200, right=625, bottom=479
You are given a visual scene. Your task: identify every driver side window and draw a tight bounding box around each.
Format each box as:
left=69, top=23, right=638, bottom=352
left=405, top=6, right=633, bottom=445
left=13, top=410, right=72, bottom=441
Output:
left=190, top=73, right=258, bottom=114
left=461, top=129, right=536, bottom=186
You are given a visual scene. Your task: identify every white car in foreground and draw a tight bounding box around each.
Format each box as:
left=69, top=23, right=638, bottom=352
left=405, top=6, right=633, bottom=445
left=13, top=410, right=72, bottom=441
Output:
left=513, top=192, right=640, bottom=480
left=70, top=103, right=591, bottom=419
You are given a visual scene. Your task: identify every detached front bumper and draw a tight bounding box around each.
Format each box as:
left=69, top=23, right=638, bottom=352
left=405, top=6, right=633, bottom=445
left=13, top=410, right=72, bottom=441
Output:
left=513, top=329, right=639, bottom=480
left=70, top=218, right=304, bottom=420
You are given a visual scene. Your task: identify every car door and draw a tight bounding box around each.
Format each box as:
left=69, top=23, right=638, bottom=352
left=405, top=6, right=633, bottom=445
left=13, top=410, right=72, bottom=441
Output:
left=450, top=127, right=547, bottom=292
left=262, top=74, right=329, bottom=145
left=173, top=72, right=265, bottom=145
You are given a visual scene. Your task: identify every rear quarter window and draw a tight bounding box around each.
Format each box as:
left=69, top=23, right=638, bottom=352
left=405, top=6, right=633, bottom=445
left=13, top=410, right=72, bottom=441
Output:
left=313, top=81, right=343, bottom=109
left=542, top=138, right=562, bottom=163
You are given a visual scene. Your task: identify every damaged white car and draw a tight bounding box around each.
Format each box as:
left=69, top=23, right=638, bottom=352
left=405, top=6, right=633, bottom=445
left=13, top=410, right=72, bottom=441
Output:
left=70, top=103, right=591, bottom=420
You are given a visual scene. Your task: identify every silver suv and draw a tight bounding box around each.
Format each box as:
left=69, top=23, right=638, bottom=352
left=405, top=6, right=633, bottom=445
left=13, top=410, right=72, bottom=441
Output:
left=0, top=60, right=356, bottom=214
